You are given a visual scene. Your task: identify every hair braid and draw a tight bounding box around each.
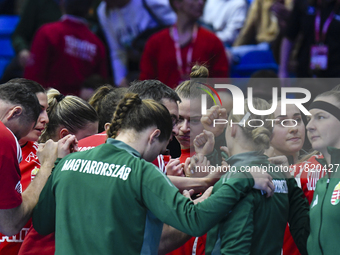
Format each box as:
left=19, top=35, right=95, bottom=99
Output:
left=107, top=93, right=142, bottom=139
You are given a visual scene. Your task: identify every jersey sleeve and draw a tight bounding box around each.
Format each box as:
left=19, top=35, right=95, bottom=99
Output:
left=0, top=128, right=22, bottom=209
left=141, top=166, right=254, bottom=237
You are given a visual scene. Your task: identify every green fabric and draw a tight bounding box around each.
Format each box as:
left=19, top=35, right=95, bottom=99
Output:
left=307, top=147, right=340, bottom=255
left=206, top=151, right=309, bottom=255
left=33, top=139, right=255, bottom=255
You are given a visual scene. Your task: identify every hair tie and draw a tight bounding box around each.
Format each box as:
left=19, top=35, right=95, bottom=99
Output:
left=308, top=101, right=340, bottom=122
left=56, top=94, right=65, bottom=102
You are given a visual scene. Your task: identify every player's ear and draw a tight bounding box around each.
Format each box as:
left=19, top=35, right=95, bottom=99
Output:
left=7, top=106, right=23, bottom=121
left=59, top=128, right=70, bottom=139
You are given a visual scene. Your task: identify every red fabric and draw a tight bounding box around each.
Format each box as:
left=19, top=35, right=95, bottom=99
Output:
left=282, top=155, right=326, bottom=255
left=179, top=148, right=194, bottom=164
left=18, top=229, right=55, bottom=255
left=140, top=27, right=229, bottom=89
left=24, top=17, right=107, bottom=96
left=77, top=131, right=107, bottom=151
left=167, top=235, right=206, bottom=255
left=19, top=142, right=40, bottom=191
left=167, top=148, right=205, bottom=255
left=0, top=142, right=40, bottom=254
left=0, top=121, right=22, bottom=210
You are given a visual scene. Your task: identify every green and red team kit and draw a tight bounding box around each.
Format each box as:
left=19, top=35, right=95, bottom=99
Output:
left=0, top=140, right=40, bottom=254
left=32, top=139, right=266, bottom=255
left=2, top=132, right=340, bottom=254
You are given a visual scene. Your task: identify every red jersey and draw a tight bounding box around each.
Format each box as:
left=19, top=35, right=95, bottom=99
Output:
left=282, top=154, right=326, bottom=255
left=0, top=121, right=22, bottom=210
left=167, top=148, right=205, bottom=255
left=78, top=131, right=107, bottom=151
left=0, top=142, right=41, bottom=254
left=140, top=27, right=229, bottom=89
left=18, top=230, right=54, bottom=255
left=24, top=15, right=107, bottom=96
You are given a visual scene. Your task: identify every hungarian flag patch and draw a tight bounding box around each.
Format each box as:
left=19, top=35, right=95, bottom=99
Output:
left=331, top=181, right=340, bottom=205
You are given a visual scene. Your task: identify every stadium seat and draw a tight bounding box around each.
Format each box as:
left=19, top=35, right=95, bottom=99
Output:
left=0, top=38, right=14, bottom=57
left=0, top=15, right=19, bottom=37
left=0, top=15, right=19, bottom=79
left=231, top=49, right=278, bottom=78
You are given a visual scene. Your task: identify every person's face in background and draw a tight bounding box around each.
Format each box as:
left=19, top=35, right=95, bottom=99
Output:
left=175, top=0, right=206, bottom=20
left=270, top=103, right=305, bottom=160
left=19, top=92, right=49, bottom=144
left=306, top=96, right=340, bottom=155
left=176, top=97, right=204, bottom=150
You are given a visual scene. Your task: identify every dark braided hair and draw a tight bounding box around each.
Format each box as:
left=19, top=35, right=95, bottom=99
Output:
left=107, top=93, right=172, bottom=142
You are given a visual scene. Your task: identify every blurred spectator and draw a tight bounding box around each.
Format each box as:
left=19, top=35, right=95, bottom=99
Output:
left=0, top=0, right=62, bottom=83
left=139, top=0, right=229, bottom=88
left=200, top=0, right=248, bottom=47
left=1, top=0, right=103, bottom=83
left=279, top=0, right=340, bottom=78
left=24, top=0, right=108, bottom=97
left=233, top=0, right=293, bottom=61
left=97, top=0, right=176, bottom=87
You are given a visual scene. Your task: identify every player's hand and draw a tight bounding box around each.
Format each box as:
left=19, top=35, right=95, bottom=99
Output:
left=201, top=105, right=227, bottom=137
left=58, top=134, right=78, bottom=158
left=194, top=130, right=215, bottom=155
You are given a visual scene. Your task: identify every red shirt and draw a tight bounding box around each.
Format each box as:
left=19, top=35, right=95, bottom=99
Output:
left=282, top=155, right=326, bottom=255
left=0, top=142, right=40, bottom=254
left=140, top=27, right=229, bottom=89
left=0, top=121, right=22, bottom=210
left=167, top=148, right=205, bottom=255
left=24, top=16, right=107, bottom=96
left=78, top=131, right=107, bottom=151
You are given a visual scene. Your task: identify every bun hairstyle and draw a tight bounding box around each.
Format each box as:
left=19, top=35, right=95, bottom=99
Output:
left=175, top=65, right=214, bottom=107
left=39, top=89, right=98, bottom=143
left=89, top=85, right=128, bottom=133
left=190, top=65, right=209, bottom=78
left=229, top=98, right=274, bottom=153
left=107, top=93, right=172, bottom=142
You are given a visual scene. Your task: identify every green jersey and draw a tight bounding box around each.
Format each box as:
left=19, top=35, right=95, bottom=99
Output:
left=206, top=152, right=309, bottom=255
left=33, top=139, right=257, bottom=255
left=307, top=147, right=340, bottom=255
